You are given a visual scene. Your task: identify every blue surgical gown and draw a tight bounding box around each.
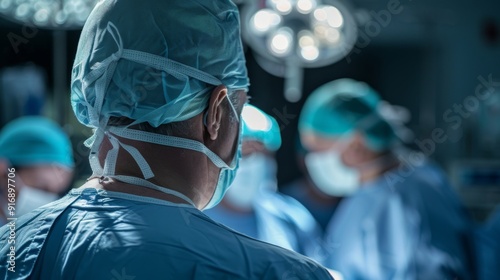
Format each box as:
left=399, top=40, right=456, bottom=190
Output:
left=0, top=188, right=333, bottom=280
left=322, top=162, right=474, bottom=280
left=205, top=190, right=323, bottom=259
left=475, top=207, right=500, bottom=280
left=282, top=178, right=340, bottom=231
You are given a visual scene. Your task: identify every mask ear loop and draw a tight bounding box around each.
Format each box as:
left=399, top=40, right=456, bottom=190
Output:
left=226, top=94, right=240, bottom=122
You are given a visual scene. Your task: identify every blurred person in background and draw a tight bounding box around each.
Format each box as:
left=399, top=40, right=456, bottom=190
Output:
left=282, top=136, right=342, bottom=234
left=0, top=116, right=74, bottom=226
left=298, top=78, right=475, bottom=279
left=206, top=104, right=323, bottom=258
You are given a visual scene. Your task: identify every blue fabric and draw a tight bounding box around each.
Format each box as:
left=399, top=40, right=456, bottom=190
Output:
left=204, top=206, right=259, bottom=239
left=206, top=190, right=324, bottom=259
left=0, top=116, right=73, bottom=168
left=475, top=207, right=500, bottom=280
left=282, top=178, right=340, bottom=232
left=321, top=162, right=474, bottom=280
left=0, top=188, right=332, bottom=280
left=71, top=0, right=249, bottom=128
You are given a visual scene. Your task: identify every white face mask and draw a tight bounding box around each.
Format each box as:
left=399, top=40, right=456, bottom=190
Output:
left=224, top=153, right=277, bottom=210
left=305, top=149, right=360, bottom=197
left=16, top=185, right=58, bottom=217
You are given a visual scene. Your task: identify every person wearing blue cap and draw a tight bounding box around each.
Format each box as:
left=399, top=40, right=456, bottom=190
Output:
left=0, top=1, right=334, bottom=279
left=0, top=116, right=74, bottom=226
left=205, top=104, right=323, bottom=258
left=298, top=78, right=475, bottom=279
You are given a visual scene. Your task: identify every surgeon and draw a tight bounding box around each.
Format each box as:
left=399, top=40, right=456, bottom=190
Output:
left=0, top=116, right=74, bottom=226
left=0, top=1, right=334, bottom=279
left=299, top=78, right=475, bottom=279
left=205, top=104, right=322, bottom=258
left=282, top=136, right=342, bottom=233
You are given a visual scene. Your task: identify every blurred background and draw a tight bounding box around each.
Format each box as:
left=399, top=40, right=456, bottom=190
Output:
left=0, top=0, right=499, bottom=221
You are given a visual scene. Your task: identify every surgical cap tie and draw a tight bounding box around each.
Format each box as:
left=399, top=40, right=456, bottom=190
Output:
left=82, top=22, right=224, bottom=129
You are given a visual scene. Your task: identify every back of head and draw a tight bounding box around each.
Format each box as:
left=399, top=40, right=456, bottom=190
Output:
left=69, top=0, right=250, bottom=210
left=0, top=116, right=74, bottom=168
left=71, top=0, right=249, bottom=129
left=299, top=78, right=397, bottom=151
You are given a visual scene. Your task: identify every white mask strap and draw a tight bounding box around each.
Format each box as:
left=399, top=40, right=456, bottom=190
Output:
left=102, top=133, right=155, bottom=179
left=81, top=21, right=222, bottom=128
left=108, top=175, right=195, bottom=207
left=108, top=126, right=235, bottom=170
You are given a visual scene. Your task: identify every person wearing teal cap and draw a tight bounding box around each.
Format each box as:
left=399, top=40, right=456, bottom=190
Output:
left=0, top=1, right=334, bottom=279
left=205, top=104, right=324, bottom=259
left=0, top=116, right=74, bottom=226
left=298, top=78, right=474, bottom=279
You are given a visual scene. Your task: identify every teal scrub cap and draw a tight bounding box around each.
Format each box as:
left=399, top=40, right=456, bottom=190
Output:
left=241, top=104, right=281, bottom=152
left=0, top=116, right=74, bottom=168
left=71, top=0, right=249, bottom=130
left=299, top=78, right=398, bottom=151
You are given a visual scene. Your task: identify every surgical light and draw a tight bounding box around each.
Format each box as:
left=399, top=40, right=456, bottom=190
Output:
left=269, top=27, right=293, bottom=56
left=297, top=0, right=316, bottom=14
left=251, top=9, right=281, bottom=34
left=272, top=0, right=293, bottom=15
left=242, top=105, right=272, bottom=131
left=0, top=0, right=99, bottom=29
left=241, top=0, right=357, bottom=102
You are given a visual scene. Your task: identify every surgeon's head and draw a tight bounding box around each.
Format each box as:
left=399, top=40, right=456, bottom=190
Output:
left=71, top=0, right=249, bottom=209
left=222, top=104, right=281, bottom=211
left=0, top=116, right=74, bottom=217
left=298, top=79, right=399, bottom=196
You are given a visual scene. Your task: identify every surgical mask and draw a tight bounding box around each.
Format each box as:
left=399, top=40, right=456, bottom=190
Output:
left=17, top=185, right=58, bottom=217
left=305, top=149, right=360, bottom=197
left=204, top=111, right=242, bottom=210
left=224, top=153, right=276, bottom=209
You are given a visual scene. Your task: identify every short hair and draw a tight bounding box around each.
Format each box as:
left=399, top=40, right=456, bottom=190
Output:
left=107, top=93, right=240, bottom=136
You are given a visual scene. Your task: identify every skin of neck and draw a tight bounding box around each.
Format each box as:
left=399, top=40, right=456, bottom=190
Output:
left=94, top=114, right=219, bottom=209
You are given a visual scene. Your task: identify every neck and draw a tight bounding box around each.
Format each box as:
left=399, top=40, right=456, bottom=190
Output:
left=97, top=135, right=219, bottom=209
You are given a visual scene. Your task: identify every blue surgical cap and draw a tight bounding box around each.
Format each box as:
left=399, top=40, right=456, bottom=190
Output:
left=241, top=105, right=281, bottom=152
left=0, top=117, right=74, bottom=168
left=299, top=78, right=397, bottom=151
left=71, top=0, right=249, bottom=129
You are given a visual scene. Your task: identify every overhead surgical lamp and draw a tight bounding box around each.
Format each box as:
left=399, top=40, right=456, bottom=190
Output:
left=0, top=0, right=99, bottom=125
left=241, top=0, right=358, bottom=102
left=0, top=0, right=98, bottom=29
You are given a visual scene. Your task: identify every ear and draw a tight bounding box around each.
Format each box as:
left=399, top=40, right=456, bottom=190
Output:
left=205, top=85, right=228, bottom=141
